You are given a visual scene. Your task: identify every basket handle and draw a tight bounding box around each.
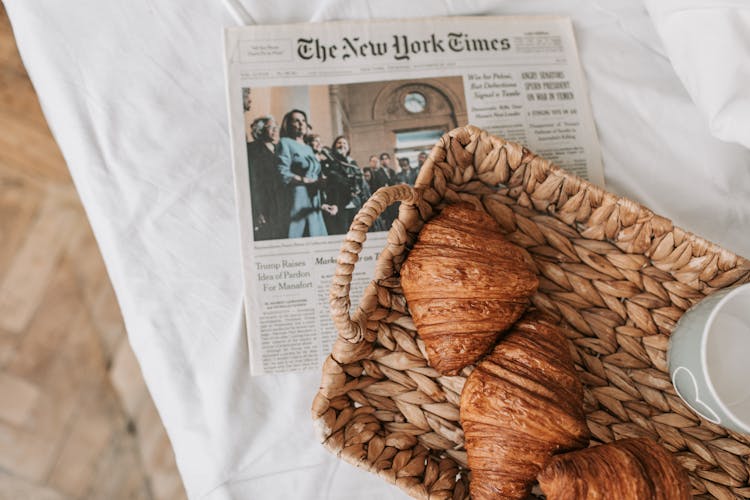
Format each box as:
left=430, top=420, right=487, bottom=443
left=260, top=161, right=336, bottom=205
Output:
left=329, top=184, right=419, bottom=343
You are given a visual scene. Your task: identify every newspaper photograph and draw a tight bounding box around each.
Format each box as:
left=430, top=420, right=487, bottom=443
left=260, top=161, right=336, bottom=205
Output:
left=224, top=16, right=604, bottom=375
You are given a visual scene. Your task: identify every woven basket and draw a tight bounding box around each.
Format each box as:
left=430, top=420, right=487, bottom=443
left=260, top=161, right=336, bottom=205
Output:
left=312, top=125, right=750, bottom=499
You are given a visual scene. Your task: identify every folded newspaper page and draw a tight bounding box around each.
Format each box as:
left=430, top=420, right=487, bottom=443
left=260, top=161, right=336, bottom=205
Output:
left=224, top=16, right=604, bottom=375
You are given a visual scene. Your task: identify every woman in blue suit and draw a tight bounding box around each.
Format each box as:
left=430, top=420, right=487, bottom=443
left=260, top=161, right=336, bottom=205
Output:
left=275, top=109, right=330, bottom=238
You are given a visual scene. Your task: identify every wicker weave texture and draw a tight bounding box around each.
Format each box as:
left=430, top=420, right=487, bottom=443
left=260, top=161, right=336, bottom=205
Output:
left=312, top=125, right=750, bottom=499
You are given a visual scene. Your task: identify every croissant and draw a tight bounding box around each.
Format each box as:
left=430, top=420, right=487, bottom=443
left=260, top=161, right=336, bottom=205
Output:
left=460, top=312, right=590, bottom=500
left=400, top=204, right=538, bottom=375
left=538, top=437, right=692, bottom=499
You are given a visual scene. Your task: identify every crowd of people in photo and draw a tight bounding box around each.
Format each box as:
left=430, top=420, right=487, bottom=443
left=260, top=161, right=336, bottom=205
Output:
left=246, top=108, right=427, bottom=241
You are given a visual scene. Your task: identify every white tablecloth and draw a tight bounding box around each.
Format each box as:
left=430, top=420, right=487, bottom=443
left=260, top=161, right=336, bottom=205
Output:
left=6, top=0, right=749, bottom=498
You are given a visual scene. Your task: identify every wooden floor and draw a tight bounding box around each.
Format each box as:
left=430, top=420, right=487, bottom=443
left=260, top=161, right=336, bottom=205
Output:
left=0, top=6, right=186, bottom=500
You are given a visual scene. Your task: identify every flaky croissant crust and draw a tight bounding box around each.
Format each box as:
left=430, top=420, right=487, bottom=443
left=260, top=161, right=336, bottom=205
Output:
left=538, top=437, right=692, bottom=500
left=400, top=204, right=538, bottom=375
left=460, top=312, right=590, bottom=500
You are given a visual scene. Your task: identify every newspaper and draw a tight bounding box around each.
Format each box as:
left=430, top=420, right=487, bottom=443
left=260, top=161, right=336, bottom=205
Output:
left=224, top=16, right=604, bottom=375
